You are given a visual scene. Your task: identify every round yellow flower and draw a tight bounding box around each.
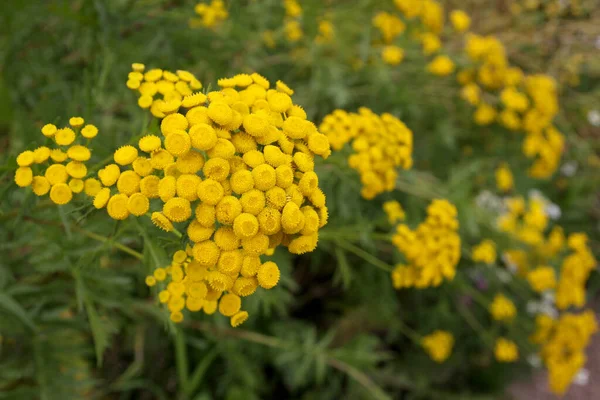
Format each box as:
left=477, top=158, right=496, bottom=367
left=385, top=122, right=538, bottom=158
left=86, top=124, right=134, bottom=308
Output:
left=81, top=124, right=99, bottom=139
left=68, top=179, right=84, bottom=193
left=114, top=146, right=139, bottom=166
left=218, top=293, right=241, bottom=317
left=55, top=128, right=76, bottom=146
left=161, top=113, right=189, bottom=136
left=251, top=164, right=276, bottom=191
left=45, top=164, right=69, bottom=185
left=233, top=213, right=260, bottom=239
left=197, top=179, right=224, bottom=205
left=50, top=149, right=68, bottom=163
left=163, top=197, right=192, bottom=222
left=84, top=178, right=102, bottom=196
left=107, top=194, right=130, bottom=220
left=207, top=102, right=233, bottom=126
left=230, top=170, right=254, bottom=194
left=151, top=211, right=174, bottom=232
left=15, top=167, right=33, bottom=187
left=257, top=208, right=281, bottom=235
left=67, top=145, right=91, bottom=162
left=66, top=161, right=87, bottom=179
left=257, top=261, right=280, bottom=289
left=127, top=193, right=150, bottom=216
left=230, top=310, right=249, bottom=327
left=69, top=117, right=85, bottom=127
left=187, top=220, right=215, bottom=242
left=240, top=189, right=266, bottom=215
left=189, top=123, right=218, bottom=151
left=195, top=203, right=216, bottom=228
left=266, top=91, right=292, bottom=113
left=193, top=240, right=221, bottom=267
left=17, top=151, right=35, bottom=167
left=93, top=188, right=111, bottom=209
left=41, top=123, right=57, bottom=137
left=242, top=114, right=269, bottom=137
left=164, top=130, right=191, bottom=156
left=213, top=226, right=240, bottom=251
left=241, top=233, right=269, bottom=255
left=31, top=176, right=51, bottom=195
left=216, top=196, right=243, bottom=225
left=140, top=175, right=160, bottom=198
left=50, top=183, right=73, bottom=205
left=150, top=149, right=174, bottom=170
left=139, top=135, right=162, bottom=153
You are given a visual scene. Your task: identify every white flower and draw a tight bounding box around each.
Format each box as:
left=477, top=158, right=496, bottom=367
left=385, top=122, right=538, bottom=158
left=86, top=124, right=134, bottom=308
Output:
left=496, top=268, right=512, bottom=283
left=588, top=110, right=600, bottom=127
left=560, top=161, right=577, bottom=177
left=527, top=354, right=542, bottom=368
left=545, top=203, right=561, bottom=220
left=574, top=369, right=589, bottom=386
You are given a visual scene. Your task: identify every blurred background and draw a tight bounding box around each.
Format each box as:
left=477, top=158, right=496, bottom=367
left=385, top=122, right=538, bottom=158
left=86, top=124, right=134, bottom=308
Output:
left=1, top=0, right=599, bottom=399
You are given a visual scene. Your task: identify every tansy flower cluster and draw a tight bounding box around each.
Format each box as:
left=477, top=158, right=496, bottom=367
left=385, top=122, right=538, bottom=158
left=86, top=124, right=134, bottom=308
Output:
left=145, top=248, right=251, bottom=327
left=555, top=233, right=596, bottom=310
left=489, top=293, right=517, bottom=322
left=190, top=0, right=228, bottom=29
left=123, top=67, right=330, bottom=324
left=471, top=239, right=497, bottom=264
left=126, top=64, right=203, bottom=118
left=421, top=330, right=454, bottom=363
left=15, top=117, right=101, bottom=205
left=283, top=0, right=303, bottom=44
left=319, top=108, right=413, bottom=199
left=391, top=199, right=461, bottom=289
left=497, top=195, right=549, bottom=246
left=494, top=163, right=514, bottom=193
left=494, top=337, right=519, bottom=362
left=531, top=311, right=598, bottom=394
left=383, top=200, right=405, bottom=224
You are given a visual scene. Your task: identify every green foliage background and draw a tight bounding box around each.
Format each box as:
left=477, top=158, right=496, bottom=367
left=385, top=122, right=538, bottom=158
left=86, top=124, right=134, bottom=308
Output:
left=0, top=1, right=599, bottom=399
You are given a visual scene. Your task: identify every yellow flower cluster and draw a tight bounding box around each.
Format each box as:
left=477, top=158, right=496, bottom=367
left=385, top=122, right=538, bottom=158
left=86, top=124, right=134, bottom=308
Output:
left=145, top=248, right=250, bottom=327
left=372, top=12, right=405, bottom=44
left=15, top=117, right=101, bottom=205
left=283, top=0, right=303, bottom=43
left=319, top=108, right=413, bottom=199
left=489, top=293, right=516, bottom=322
left=421, top=330, right=454, bottom=363
left=122, top=67, right=330, bottom=323
left=495, top=163, right=514, bottom=193
left=391, top=199, right=461, bottom=289
left=315, top=19, right=334, bottom=44
left=126, top=64, right=203, bottom=118
left=531, top=311, right=598, bottom=394
left=497, top=196, right=549, bottom=246
left=459, top=32, right=564, bottom=178
left=555, top=233, right=596, bottom=310
left=494, top=337, right=519, bottom=362
left=471, top=239, right=497, bottom=264
left=383, top=200, right=405, bottom=224
left=190, top=0, right=228, bottom=29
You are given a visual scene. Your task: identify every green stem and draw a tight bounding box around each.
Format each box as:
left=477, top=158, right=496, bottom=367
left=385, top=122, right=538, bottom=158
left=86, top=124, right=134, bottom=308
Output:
left=395, top=317, right=422, bottom=345
left=174, top=328, right=189, bottom=400
left=335, top=239, right=394, bottom=272
left=184, top=348, right=219, bottom=396
left=319, top=229, right=393, bottom=242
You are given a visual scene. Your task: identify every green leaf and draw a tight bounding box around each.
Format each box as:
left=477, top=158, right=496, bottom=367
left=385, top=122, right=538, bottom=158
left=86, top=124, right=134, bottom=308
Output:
left=0, top=292, right=36, bottom=331
left=84, top=299, right=112, bottom=366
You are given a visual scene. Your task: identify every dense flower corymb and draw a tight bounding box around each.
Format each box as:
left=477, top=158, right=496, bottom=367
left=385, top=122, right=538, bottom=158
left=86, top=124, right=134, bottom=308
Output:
left=123, top=67, right=330, bottom=324
left=320, top=108, right=413, bottom=199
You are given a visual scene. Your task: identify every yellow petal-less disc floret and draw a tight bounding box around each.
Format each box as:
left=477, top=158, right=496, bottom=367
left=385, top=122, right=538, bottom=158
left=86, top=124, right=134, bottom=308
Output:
left=114, top=146, right=139, bottom=166
left=50, top=183, right=73, bottom=205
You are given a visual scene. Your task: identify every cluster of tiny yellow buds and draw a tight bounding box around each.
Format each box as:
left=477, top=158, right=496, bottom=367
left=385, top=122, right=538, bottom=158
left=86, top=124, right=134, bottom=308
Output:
left=15, top=117, right=100, bottom=205
left=421, top=330, right=454, bottom=363
left=145, top=248, right=251, bottom=327
left=381, top=45, right=404, bottom=66
left=495, top=163, right=514, bottom=193
left=315, top=19, right=334, bottom=44
left=555, top=233, right=596, bottom=310
left=190, top=0, right=228, bottom=29
left=117, top=70, right=330, bottom=323
left=497, top=196, right=549, bottom=246
left=471, top=239, right=497, bottom=264
left=283, top=0, right=303, bottom=43
left=126, top=63, right=202, bottom=117
left=391, top=199, right=461, bottom=289
left=319, top=108, right=413, bottom=199
left=427, top=55, right=455, bottom=76
left=372, top=11, right=405, bottom=44
left=383, top=200, right=405, bottom=224
left=489, top=293, right=517, bottom=322
left=526, top=266, right=556, bottom=293
left=494, top=337, right=519, bottom=363
left=449, top=10, right=470, bottom=32
left=531, top=311, right=598, bottom=394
